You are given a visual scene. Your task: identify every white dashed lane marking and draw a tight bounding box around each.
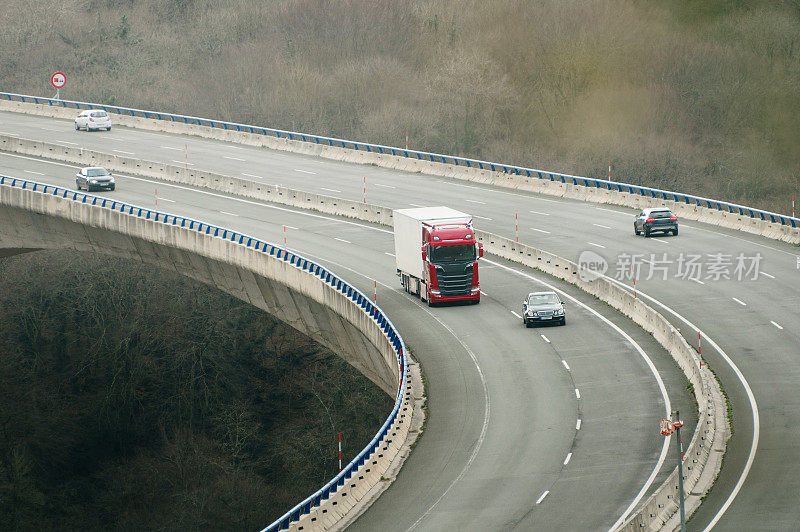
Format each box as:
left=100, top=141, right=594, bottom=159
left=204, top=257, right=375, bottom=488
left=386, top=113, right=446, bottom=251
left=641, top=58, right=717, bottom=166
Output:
left=761, top=271, right=775, bottom=279
left=587, top=242, right=606, bottom=249
left=511, top=311, right=522, bottom=319
left=219, top=211, right=238, bottom=217
left=529, top=228, right=551, bottom=234
left=536, top=491, right=550, bottom=505
left=771, top=321, right=783, bottom=330
left=541, top=335, right=550, bottom=343
left=334, top=237, right=351, bottom=244
left=294, top=169, right=316, bottom=175
left=563, top=452, right=572, bottom=465
left=223, top=156, right=245, bottom=161
left=562, top=360, right=570, bottom=371
left=530, top=210, right=550, bottom=216
left=732, top=298, right=747, bottom=306
left=592, top=223, right=611, bottom=229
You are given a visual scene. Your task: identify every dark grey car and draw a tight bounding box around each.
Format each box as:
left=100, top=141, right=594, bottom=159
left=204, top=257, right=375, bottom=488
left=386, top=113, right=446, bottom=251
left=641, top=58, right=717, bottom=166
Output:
left=634, top=208, right=678, bottom=237
left=76, top=166, right=115, bottom=192
left=522, top=291, right=566, bottom=327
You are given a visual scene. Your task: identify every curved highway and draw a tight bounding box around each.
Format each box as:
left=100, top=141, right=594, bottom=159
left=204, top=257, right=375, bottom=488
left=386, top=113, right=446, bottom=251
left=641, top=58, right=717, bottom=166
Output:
left=1, top=110, right=798, bottom=530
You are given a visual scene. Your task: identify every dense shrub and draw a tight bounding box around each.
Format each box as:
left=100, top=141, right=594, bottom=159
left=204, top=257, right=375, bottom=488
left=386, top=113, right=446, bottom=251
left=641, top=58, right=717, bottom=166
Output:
left=0, top=251, right=391, bottom=529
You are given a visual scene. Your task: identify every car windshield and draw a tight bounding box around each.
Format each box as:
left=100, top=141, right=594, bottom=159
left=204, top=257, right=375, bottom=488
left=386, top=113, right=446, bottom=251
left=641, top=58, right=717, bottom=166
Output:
left=92, top=111, right=108, bottom=118
left=87, top=168, right=109, bottom=177
left=429, top=244, right=476, bottom=263
left=651, top=211, right=673, bottom=218
left=529, top=293, right=559, bottom=305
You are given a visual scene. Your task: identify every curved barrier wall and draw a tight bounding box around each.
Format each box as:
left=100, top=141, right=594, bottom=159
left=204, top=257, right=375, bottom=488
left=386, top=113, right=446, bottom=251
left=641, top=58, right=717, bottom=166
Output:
left=1, top=91, right=798, bottom=244
left=0, top=174, right=412, bottom=531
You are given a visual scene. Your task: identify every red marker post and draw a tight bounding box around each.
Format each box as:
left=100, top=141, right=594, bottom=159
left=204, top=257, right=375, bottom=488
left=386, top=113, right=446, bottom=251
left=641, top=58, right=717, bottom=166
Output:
left=338, top=433, right=342, bottom=472
left=515, top=213, right=519, bottom=243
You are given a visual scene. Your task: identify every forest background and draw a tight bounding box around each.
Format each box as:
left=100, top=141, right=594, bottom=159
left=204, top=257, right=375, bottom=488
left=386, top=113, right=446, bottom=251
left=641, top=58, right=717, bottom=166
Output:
left=1, top=0, right=798, bottom=212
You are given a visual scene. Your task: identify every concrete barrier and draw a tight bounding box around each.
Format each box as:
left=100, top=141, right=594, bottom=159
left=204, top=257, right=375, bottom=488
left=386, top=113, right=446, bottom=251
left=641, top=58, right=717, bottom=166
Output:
left=475, top=232, right=728, bottom=530
left=0, top=132, right=729, bottom=529
left=2, top=98, right=797, bottom=244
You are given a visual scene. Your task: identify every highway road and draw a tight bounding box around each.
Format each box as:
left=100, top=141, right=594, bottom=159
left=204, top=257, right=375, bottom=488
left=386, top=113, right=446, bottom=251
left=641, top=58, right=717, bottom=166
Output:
left=1, top=110, right=798, bottom=530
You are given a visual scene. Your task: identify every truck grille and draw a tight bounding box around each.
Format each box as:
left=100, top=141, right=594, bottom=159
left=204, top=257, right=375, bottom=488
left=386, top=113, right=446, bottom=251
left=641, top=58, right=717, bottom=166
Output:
left=438, top=264, right=473, bottom=296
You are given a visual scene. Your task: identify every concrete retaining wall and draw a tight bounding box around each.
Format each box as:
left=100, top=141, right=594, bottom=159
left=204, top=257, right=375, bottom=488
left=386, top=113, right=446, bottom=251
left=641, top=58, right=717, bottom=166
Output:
left=0, top=180, right=416, bottom=532
left=2, top=98, right=798, bottom=244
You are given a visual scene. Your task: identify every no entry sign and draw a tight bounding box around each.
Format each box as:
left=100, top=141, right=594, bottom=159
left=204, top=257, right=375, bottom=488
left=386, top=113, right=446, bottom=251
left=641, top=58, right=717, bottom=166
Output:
left=50, top=72, right=66, bottom=89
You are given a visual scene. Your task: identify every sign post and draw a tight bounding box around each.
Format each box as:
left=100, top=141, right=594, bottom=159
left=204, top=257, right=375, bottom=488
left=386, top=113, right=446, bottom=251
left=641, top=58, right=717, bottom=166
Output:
left=659, top=413, right=686, bottom=532
left=50, top=71, right=66, bottom=100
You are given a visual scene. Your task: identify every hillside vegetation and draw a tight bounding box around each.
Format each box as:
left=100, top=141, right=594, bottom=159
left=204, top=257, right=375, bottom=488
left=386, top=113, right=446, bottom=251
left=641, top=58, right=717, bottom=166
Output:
left=0, top=0, right=798, bottom=211
left=0, top=251, right=392, bottom=529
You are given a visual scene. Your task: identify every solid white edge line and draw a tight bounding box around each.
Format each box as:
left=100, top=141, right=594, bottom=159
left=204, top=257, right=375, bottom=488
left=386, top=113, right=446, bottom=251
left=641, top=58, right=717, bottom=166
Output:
left=770, top=321, right=783, bottom=330
left=536, top=490, right=550, bottom=505
left=484, top=259, right=671, bottom=529
left=602, top=275, right=759, bottom=532
left=564, top=452, right=572, bottom=465
left=289, top=252, right=490, bottom=532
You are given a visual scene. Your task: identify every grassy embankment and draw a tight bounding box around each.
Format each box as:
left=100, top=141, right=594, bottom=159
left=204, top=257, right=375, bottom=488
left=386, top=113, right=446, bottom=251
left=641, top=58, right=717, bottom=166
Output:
left=0, top=251, right=392, bottom=529
left=1, top=0, right=797, bottom=212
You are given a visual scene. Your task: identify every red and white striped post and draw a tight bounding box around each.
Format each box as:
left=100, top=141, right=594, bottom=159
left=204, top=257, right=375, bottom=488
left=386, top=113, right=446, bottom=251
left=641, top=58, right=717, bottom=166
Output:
left=283, top=225, right=287, bottom=248
left=338, top=433, right=342, bottom=472
left=698, top=332, right=702, bottom=369
left=154, top=188, right=158, bottom=208
left=608, top=161, right=611, bottom=180
left=405, top=131, right=409, bottom=150
left=363, top=177, right=366, bottom=203
left=373, top=280, right=377, bottom=303
left=515, top=212, right=519, bottom=243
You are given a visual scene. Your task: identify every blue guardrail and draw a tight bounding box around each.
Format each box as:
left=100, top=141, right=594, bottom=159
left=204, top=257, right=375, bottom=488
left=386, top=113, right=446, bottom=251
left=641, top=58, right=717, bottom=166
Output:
left=0, top=173, right=408, bottom=531
left=2, top=91, right=798, bottom=229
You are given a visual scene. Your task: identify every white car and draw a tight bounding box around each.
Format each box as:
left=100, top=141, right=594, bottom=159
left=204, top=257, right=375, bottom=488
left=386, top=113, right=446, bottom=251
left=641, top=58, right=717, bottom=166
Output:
left=75, top=109, right=112, bottom=131
left=76, top=167, right=115, bottom=192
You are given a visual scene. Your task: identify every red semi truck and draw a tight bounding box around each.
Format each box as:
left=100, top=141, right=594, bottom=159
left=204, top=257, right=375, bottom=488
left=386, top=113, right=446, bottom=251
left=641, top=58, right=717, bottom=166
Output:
left=393, top=207, right=483, bottom=305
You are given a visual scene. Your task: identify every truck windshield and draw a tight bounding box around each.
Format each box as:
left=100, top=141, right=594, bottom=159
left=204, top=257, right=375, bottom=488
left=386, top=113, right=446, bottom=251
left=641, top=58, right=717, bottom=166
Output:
left=429, top=244, right=476, bottom=263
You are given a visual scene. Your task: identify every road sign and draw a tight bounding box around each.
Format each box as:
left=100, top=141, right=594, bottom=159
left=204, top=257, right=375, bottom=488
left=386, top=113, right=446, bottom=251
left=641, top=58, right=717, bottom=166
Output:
left=50, top=72, right=66, bottom=89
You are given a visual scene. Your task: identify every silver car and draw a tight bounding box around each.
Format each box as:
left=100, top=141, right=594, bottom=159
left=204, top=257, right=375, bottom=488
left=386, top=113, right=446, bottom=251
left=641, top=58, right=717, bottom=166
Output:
left=76, top=167, right=115, bottom=192
left=522, top=291, right=566, bottom=327
left=75, top=109, right=112, bottom=131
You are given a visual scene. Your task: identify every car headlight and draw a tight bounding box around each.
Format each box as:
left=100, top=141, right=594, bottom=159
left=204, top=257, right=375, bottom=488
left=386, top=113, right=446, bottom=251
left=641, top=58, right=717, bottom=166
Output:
left=555, top=309, right=564, bottom=316
left=526, top=310, right=534, bottom=317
